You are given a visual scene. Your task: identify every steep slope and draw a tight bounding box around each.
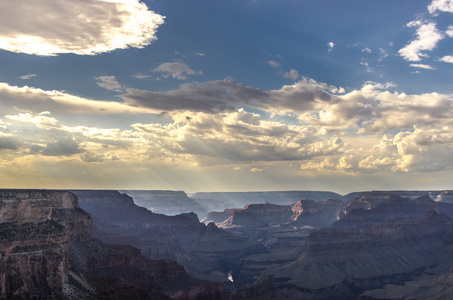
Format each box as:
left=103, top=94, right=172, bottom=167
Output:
left=72, top=190, right=265, bottom=283
left=204, top=198, right=343, bottom=229
left=335, top=195, right=453, bottom=228
left=0, top=190, right=83, bottom=299
left=69, top=239, right=233, bottom=300
left=289, top=198, right=344, bottom=228
left=266, top=211, right=453, bottom=299
left=359, top=265, right=453, bottom=299
left=0, top=189, right=239, bottom=300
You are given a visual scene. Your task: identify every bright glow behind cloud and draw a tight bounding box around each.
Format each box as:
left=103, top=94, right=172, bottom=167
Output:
left=0, top=0, right=165, bottom=56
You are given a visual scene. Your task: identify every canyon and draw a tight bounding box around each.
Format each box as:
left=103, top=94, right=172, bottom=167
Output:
left=2, top=189, right=453, bottom=299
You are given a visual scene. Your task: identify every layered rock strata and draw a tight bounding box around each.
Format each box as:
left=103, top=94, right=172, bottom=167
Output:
left=0, top=190, right=82, bottom=299
left=192, top=191, right=343, bottom=213
left=267, top=211, right=453, bottom=299
left=72, top=190, right=265, bottom=283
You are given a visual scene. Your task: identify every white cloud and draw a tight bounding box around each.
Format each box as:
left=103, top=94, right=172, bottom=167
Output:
left=155, top=62, right=198, bottom=80
left=0, top=82, right=152, bottom=115
left=398, top=21, right=444, bottom=61
left=2, top=77, right=453, bottom=178
left=283, top=69, right=299, bottom=80
left=361, top=47, right=372, bottom=53
left=439, top=55, right=453, bottom=63
left=360, top=61, right=372, bottom=72
left=327, top=42, right=335, bottom=52
left=428, top=0, right=453, bottom=14
left=19, top=74, right=37, bottom=80
left=95, top=75, right=123, bottom=92
left=268, top=60, right=281, bottom=68
left=409, top=63, right=435, bottom=69
left=133, top=73, right=152, bottom=79
left=378, top=48, right=389, bottom=62
left=302, top=127, right=453, bottom=174
left=447, top=25, right=453, bottom=37
left=0, top=0, right=164, bottom=56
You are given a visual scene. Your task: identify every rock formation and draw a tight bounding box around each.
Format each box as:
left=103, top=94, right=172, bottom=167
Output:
left=335, top=195, right=453, bottom=228
left=120, top=190, right=207, bottom=218
left=341, top=190, right=453, bottom=216
left=0, top=189, right=238, bottom=299
left=192, top=191, right=343, bottom=213
left=235, top=210, right=453, bottom=299
left=0, top=190, right=81, bottom=299
left=204, top=198, right=343, bottom=229
left=72, top=190, right=265, bottom=283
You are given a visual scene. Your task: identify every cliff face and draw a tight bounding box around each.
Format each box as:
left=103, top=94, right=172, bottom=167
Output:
left=341, top=190, right=453, bottom=216
left=0, top=190, right=86, bottom=299
left=269, top=211, right=452, bottom=299
left=205, top=198, right=344, bottom=229
left=290, top=198, right=344, bottom=228
left=226, top=203, right=294, bottom=228
left=69, top=239, right=234, bottom=300
left=72, top=190, right=265, bottom=283
left=335, top=195, right=453, bottom=228
left=0, top=189, right=237, bottom=300
left=192, top=191, right=343, bottom=213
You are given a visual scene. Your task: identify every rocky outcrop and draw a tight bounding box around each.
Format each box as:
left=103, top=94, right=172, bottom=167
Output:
left=121, top=190, right=207, bottom=218
left=290, top=198, right=344, bottom=228
left=341, top=190, right=453, bottom=217
left=265, top=211, right=453, bottom=299
left=72, top=190, right=265, bottom=283
left=335, top=195, right=453, bottom=228
left=435, top=190, right=453, bottom=203
left=192, top=191, right=343, bottom=213
left=0, top=220, right=69, bottom=299
left=69, top=239, right=233, bottom=300
left=205, top=198, right=344, bottom=229
left=0, top=190, right=88, bottom=299
left=0, top=189, right=241, bottom=300
left=224, top=203, right=294, bottom=228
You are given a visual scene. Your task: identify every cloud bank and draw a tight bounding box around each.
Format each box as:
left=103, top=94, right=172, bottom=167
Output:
left=1, top=76, right=452, bottom=180
left=0, top=0, right=164, bottom=56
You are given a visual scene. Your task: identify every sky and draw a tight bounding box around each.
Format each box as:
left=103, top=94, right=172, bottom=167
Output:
left=0, top=0, right=453, bottom=194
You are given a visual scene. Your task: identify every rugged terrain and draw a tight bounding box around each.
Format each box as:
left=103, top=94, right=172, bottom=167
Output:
left=0, top=190, right=238, bottom=299
left=232, top=194, right=453, bottom=299
left=192, top=191, right=344, bottom=213
left=4, top=189, right=453, bottom=299
left=120, top=190, right=207, bottom=218
left=72, top=190, right=265, bottom=284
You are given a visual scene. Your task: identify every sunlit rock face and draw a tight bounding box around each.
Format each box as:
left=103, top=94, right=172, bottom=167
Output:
left=0, top=190, right=81, bottom=298
left=192, top=191, right=344, bottom=213
left=0, top=189, right=236, bottom=300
